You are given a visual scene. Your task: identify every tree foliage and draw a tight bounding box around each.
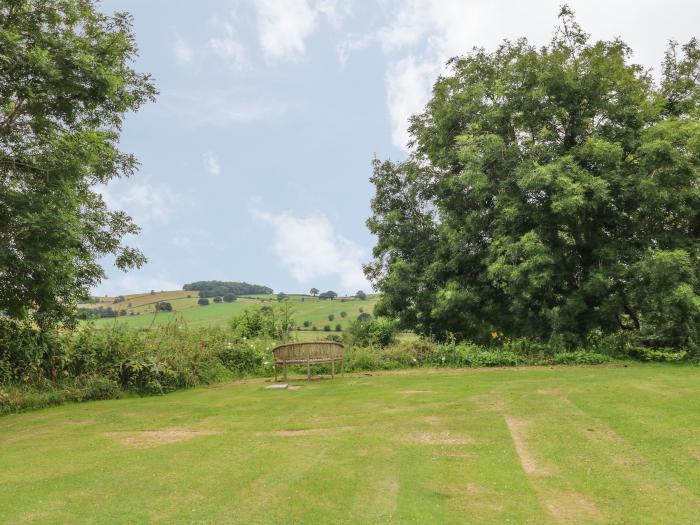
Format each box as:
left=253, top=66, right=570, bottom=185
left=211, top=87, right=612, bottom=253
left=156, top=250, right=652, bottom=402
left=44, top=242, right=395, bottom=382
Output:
left=319, top=290, right=338, bottom=300
left=183, top=281, right=272, bottom=298
left=366, top=7, right=700, bottom=348
left=0, top=0, right=156, bottom=328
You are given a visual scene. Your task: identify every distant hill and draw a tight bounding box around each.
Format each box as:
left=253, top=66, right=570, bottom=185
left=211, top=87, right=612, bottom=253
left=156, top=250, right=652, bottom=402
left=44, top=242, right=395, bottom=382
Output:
left=182, top=280, right=273, bottom=298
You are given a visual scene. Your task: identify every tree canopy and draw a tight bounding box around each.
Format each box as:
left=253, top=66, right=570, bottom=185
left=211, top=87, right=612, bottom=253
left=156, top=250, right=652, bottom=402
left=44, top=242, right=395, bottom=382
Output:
left=365, top=7, right=700, bottom=348
left=182, top=281, right=273, bottom=298
left=0, top=0, right=156, bottom=328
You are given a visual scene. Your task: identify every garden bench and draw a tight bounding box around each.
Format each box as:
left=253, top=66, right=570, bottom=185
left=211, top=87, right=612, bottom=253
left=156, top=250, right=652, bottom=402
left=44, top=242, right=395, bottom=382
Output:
left=272, top=341, right=344, bottom=381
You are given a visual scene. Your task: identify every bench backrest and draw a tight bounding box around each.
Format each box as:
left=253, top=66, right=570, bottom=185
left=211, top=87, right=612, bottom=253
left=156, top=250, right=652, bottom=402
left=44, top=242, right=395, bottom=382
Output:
left=273, top=341, right=344, bottom=361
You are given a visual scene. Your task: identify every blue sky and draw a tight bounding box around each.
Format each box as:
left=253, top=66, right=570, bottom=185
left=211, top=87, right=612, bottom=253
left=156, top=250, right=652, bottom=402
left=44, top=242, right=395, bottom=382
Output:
left=95, top=0, right=699, bottom=296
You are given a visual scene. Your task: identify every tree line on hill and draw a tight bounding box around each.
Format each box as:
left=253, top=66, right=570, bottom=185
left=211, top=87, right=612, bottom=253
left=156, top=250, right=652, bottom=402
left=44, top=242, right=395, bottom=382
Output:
left=183, top=281, right=272, bottom=298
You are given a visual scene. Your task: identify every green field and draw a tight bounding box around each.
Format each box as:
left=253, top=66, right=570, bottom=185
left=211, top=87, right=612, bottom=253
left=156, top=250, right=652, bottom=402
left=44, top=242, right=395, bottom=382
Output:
left=1, top=365, right=698, bottom=524
left=83, top=292, right=379, bottom=333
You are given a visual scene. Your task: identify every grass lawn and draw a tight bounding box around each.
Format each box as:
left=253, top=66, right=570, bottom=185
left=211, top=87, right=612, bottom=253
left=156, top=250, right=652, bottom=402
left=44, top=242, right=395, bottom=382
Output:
left=1, top=364, right=698, bottom=524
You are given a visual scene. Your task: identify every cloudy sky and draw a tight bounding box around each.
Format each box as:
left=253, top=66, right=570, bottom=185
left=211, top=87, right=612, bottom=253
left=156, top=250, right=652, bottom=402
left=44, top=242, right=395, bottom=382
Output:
left=95, top=0, right=699, bottom=296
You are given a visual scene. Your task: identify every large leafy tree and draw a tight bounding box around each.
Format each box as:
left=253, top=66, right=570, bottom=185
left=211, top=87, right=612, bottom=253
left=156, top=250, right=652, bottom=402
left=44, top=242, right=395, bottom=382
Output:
left=0, top=0, right=156, bottom=328
left=366, top=8, right=700, bottom=348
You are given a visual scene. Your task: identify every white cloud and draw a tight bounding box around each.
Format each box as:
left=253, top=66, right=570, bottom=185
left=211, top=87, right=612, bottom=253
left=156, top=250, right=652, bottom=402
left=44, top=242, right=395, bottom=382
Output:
left=377, top=0, right=485, bottom=150
left=208, top=9, right=248, bottom=69
left=173, top=36, right=194, bottom=66
left=251, top=202, right=370, bottom=292
left=385, top=55, right=439, bottom=149
left=336, top=33, right=373, bottom=69
left=255, top=0, right=318, bottom=60
left=96, top=181, right=181, bottom=225
left=160, top=89, right=291, bottom=127
left=203, top=151, right=221, bottom=176
left=171, top=236, right=192, bottom=248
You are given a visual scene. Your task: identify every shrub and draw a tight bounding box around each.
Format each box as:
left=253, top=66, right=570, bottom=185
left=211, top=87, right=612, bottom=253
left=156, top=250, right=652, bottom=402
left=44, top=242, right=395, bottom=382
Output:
left=303, top=321, right=311, bottom=328
left=312, top=326, right=318, bottom=331
left=340, top=311, right=347, bottom=318
left=77, top=376, right=121, bottom=401
left=328, top=314, right=335, bottom=321
left=223, top=294, right=237, bottom=303
left=629, top=347, right=689, bottom=362
left=198, top=298, right=210, bottom=306
left=428, top=342, right=519, bottom=367
left=323, top=325, right=331, bottom=332
left=213, top=296, right=223, bottom=303
left=155, top=301, right=172, bottom=312
left=335, top=324, right=342, bottom=332
left=551, top=351, right=612, bottom=365
left=347, top=317, right=396, bottom=347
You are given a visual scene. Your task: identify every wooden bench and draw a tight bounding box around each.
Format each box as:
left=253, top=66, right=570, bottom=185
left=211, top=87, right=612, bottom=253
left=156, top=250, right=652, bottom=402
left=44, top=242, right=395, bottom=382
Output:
left=272, top=341, right=344, bottom=381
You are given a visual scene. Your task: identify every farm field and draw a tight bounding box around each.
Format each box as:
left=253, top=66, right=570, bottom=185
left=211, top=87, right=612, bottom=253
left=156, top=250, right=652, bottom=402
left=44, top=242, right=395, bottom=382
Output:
left=1, top=364, right=698, bottom=524
left=81, top=292, right=379, bottom=332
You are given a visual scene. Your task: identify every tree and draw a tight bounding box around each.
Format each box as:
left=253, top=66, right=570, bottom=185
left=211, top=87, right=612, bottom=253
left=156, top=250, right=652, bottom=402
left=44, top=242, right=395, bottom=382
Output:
left=355, top=290, right=367, bottom=301
left=303, top=320, right=311, bottom=328
left=310, top=288, right=319, bottom=297
left=328, top=314, right=335, bottom=321
left=276, top=292, right=287, bottom=302
left=155, top=301, right=172, bottom=312
left=366, top=7, right=700, bottom=348
left=222, top=293, right=237, bottom=303
left=197, top=298, right=209, bottom=306
left=213, top=296, right=222, bottom=303
left=323, top=325, right=331, bottom=332
left=0, top=1, right=156, bottom=328
left=335, top=324, right=342, bottom=332
left=340, top=311, right=347, bottom=318
left=319, top=291, right=338, bottom=300
left=183, top=281, right=272, bottom=298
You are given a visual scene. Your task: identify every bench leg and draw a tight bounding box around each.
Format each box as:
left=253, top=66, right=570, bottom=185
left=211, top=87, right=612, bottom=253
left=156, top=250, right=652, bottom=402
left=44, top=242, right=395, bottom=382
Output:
left=307, top=359, right=311, bottom=380
left=341, top=359, right=345, bottom=377
left=274, top=363, right=278, bottom=382
left=283, top=362, right=288, bottom=382
left=331, top=358, right=335, bottom=378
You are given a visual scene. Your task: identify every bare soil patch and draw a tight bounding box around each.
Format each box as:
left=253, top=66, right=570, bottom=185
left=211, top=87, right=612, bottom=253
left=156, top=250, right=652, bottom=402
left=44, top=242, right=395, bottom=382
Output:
left=544, top=490, right=603, bottom=523
left=404, top=431, right=473, bottom=445
left=261, top=426, right=356, bottom=437
left=504, top=416, right=551, bottom=476
left=107, top=428, right=219, bottom=448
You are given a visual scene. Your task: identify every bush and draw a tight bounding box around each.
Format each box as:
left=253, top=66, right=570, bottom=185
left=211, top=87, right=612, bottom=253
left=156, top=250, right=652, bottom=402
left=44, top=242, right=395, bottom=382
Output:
left=303, top=320, right=311, bottom=328
left=328, top=314, right=335, bottom=321
left=629, top=347, right=689, bottom=362
left=77, top=376, right=121, bottom=401
left=213, top=296, right=223, bottom=303
left=551, top=351, right=612, bottom=365
left=428, top=342, right=519, bottom=367
left=198, top=298, right=210, bottom=306
left=347, top=317, right=396, bottom=347
left=340, top=311, right=347, bottom=318
left=155, top=301, right=172, bottom=312
left=223, top=294, right=236, bottom=303
left=323, top=325, right=331, bottom=332
left=335, top=324, right=342, bottom=332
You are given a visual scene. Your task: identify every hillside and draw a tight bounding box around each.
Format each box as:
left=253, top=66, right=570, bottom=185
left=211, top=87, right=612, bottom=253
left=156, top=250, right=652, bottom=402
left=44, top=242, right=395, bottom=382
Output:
left=80, top=291, right=379, bottom=336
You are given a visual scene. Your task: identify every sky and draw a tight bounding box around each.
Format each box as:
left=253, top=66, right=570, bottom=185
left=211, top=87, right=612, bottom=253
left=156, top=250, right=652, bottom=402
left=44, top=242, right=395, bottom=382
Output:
left=94, top=0, right=699, bottom=296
